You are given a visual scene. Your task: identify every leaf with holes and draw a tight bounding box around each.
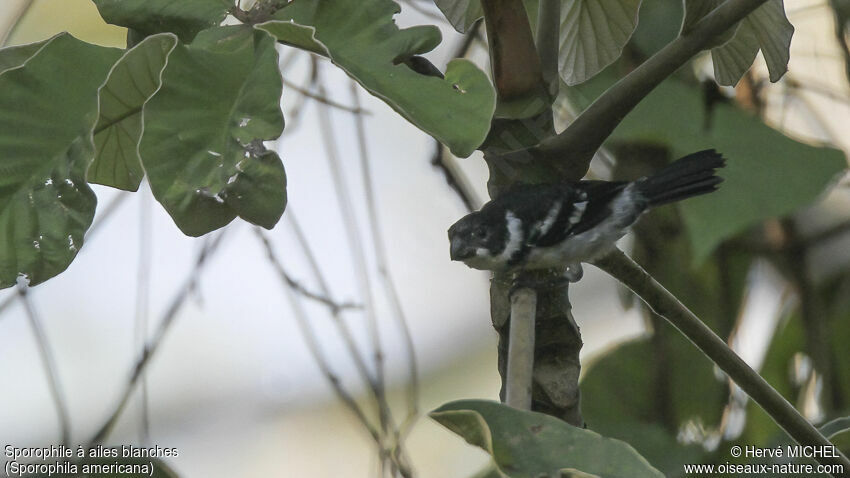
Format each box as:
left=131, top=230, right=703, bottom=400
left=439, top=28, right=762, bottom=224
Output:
left=92, top=0, right=233, bottom=42
left=709, top=0, right=794, bottom=85
left=431, top=399, right=664, bottom=478
left=140, top=26, right=286, bottom=236
left=434, top=0, right=483, bottom=33
left=0, top=34, right=122, bottom=289
left=91, top=33, right=178, bottom=191
left=260, top=0, right=495, bottom=158
left=559, top=0, right=642, bottom=86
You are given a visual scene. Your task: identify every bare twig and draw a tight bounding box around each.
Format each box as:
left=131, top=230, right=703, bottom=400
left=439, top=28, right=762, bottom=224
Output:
left=88, top=230, right=229, bottom=445
left=255, top=226, right=383, bottom=445
left=285, top=211, right=378, bottom=390
left=350, top=82, right=419, bottom=413
left=505, top=287, right=536, bottom=410
left=282, top=77, right=370, bottom=115
left=593, top=249, right=850, bottom=473
left=315, top=74, right=400, bottom=474
left=253, top=228, right=361, bottom=312
left=17, top=283, right=71, bottom=446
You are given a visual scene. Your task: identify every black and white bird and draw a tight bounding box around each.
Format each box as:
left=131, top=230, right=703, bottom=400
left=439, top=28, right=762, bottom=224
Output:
left=448, top=149, right=725, bottom=281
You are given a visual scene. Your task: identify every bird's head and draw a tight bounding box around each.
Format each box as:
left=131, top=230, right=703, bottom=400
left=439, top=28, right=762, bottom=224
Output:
left=447, top=209, right=510, bottom=271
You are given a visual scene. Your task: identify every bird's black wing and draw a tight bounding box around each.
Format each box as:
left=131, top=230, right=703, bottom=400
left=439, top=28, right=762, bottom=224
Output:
left=531, top=180, right=628, bottom=247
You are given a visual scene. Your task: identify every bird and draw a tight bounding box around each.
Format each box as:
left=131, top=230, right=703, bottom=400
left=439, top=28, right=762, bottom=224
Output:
left=448, top=149, right=725, bottom=281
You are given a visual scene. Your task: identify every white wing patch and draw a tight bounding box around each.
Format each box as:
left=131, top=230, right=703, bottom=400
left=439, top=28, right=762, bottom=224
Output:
left=497, top=210, right=524, bottom=263
left=569, top=200, right=588, bottom=225
left=536, top=199, right=562, bottom=237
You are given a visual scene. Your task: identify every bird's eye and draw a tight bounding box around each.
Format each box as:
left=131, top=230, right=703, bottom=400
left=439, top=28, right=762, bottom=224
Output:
left=473, top=226, right=488, bottom=239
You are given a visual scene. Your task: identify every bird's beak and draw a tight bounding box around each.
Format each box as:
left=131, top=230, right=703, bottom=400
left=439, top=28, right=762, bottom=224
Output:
left=450, top=236, right=473, bottom=261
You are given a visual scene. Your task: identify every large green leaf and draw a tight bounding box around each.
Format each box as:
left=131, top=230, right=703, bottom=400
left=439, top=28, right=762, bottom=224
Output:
left=559, top=0, right=642, bottom=85
left=92, top=0, right=233, bottom=42
left=91, top=33, right=179, bottom=191
left=260, top=0, right=496, bottom=158
left=708, top=0, right=794, bottom=86
left=431, top=399, right=664, bottom=478
left=0, top=34, right=122, bottom=289
left=434, top=0, right=483, bottom=33
left=570, top=77, right=846, bottom=262
left=140, top=26, right=286, bottom=236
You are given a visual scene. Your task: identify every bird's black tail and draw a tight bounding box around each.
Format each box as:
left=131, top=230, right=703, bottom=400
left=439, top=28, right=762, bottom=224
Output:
left=635, top=149, right=725, bottom=207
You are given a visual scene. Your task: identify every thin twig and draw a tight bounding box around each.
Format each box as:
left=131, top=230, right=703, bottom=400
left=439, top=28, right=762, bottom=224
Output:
left=350, top=84, right=419, bottom=472
left=17, top=283, right=72, bottom=446
left=505, top=287, right=536, bottom=410
left=592, top=249, right=850, bottom=473
left=285, top=210, right=378, bottom=390
left=255, top=226, right=383, bottom=445
left=0, top=0, right=36, bottom=47
left=87, top=230, right=229, bottom=445
left=316, top=71, right=401, bottom=475
left=253, top=228, right=361, bottom=312
left=282, top=76, right=370, bottom=115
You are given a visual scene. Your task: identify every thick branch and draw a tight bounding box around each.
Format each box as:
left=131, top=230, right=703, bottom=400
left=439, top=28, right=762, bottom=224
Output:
left=537, top=0, right=771, bottom=170
left=593, top=249, right=850, bottom=473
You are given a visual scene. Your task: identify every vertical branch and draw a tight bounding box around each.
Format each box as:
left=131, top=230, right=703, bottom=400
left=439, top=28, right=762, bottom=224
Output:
left=17, top=283, right=72, bottom=446
left=133, top=187, right=153, bottom=444
left=505, top=287, right=536, bottom=409
left=350, top=84, right=420, bottom=435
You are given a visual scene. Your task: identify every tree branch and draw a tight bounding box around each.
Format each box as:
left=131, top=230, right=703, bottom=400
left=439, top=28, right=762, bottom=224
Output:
left=537, top=0, right=772, bottom=173
left=505, top=287, right=536, bottom=410
left=592, top=249, right=850, bottom=473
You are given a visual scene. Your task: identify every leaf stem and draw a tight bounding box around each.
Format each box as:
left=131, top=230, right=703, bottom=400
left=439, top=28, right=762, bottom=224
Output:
left=593, top=249, right=850, bottom=474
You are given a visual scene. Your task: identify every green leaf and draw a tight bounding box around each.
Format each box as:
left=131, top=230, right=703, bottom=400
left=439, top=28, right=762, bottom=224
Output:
left=260, top=0, right=496, bottom=158
left=434, top=0, right=483, bottom=33
left=140, top=26, right=286, bottom=236
left=710, top=0, right=794, bottom=86
left=559, top=0, right=642, bottom=86
left=580, top=77, right=845, bottom=262
left=92, top=0, right=232, bottom=42
left=0, top=34, right=122, bottom=289
left=91, top=33, right=179, bottom=191
left=0, top=40, right=49, bottom=74
left=431, top=399, right=664, bottom=478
